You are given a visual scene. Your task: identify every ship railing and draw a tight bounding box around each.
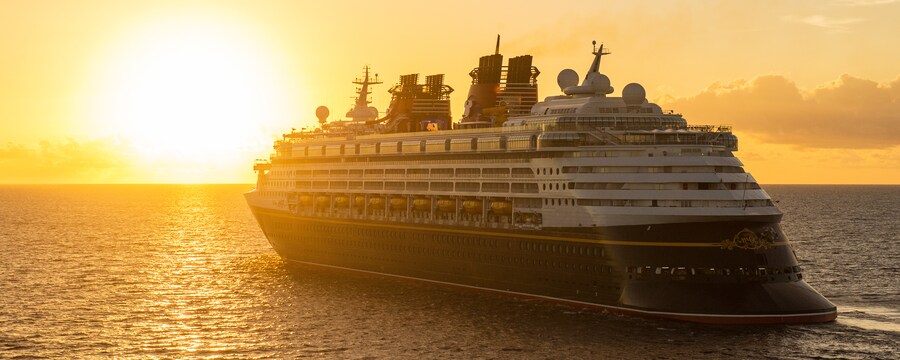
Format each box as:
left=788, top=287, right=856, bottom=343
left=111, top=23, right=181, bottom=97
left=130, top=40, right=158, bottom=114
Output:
left=686, top=125, right=732, bottom=133
left=277, top=122, right=732, bottom=146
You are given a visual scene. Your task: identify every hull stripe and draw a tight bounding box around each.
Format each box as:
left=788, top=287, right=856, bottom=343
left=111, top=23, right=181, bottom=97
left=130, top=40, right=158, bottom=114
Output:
left=283, top=257, right=836, bottom=324
left=255, top=207, right=788, bottom=249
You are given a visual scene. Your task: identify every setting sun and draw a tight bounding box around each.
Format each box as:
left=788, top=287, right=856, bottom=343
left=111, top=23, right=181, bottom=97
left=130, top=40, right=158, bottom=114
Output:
left=0, top=1, right=898, bottom=184
left=89, top=13, right=296, bottom=164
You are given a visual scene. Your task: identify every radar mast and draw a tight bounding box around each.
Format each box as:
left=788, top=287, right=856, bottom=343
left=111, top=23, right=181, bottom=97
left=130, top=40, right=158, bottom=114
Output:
left=585, top=40, right=611, bottom=80
left=347, top=66, right=382, bottom=122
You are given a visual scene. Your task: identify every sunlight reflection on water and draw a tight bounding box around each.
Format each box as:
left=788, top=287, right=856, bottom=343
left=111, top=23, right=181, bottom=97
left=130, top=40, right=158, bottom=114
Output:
left=0, top=185, right=897, bottom=358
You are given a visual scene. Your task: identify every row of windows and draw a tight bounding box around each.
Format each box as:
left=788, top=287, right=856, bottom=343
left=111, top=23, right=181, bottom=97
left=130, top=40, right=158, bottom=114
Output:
left=292, top=181, right=539, bottom=193
left=577, top=199, right=774, bottom=208
left=273, top=164, right=745, bottom=182
left=519, top=240, right=604, bottom=257
left=298, top=136, right=539, bottom=157
left=286, top=167, right=537, bottom=179
left=518, top=115, right=686, bottom=129
left=273, top=149, right=732, bottom=168
left=625, top=265, right=802, bottom=283
left=285, top=130, right=731, bottom=159
left=562, top=166, right=745, bottom=174
left=571, top=182, right=762, bottom=191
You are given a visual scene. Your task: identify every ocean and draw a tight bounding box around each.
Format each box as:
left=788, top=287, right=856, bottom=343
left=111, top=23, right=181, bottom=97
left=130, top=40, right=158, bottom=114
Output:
left=0, top=184, right=897, bottom=359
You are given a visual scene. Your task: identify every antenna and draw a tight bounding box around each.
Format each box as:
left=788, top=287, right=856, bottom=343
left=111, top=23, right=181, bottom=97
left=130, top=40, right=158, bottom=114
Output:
left=585, top=40, right=611, bottom=80
left=495, top=34, right=500, bottom=55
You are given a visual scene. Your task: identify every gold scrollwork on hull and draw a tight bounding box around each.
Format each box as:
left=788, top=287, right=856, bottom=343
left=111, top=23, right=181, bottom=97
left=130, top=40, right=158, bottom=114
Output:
left=719, top=227, right=778, bottom=250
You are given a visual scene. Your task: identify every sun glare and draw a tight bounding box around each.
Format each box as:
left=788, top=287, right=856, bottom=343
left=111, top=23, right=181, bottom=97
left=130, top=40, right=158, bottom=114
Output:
left=90, top=14, right=298, bottom=171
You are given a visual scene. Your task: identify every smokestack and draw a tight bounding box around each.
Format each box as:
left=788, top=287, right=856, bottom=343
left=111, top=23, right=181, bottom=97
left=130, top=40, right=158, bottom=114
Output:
left=495, top=34, right=500, bottom=55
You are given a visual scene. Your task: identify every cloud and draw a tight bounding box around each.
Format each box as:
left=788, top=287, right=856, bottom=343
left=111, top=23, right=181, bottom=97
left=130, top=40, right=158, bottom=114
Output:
left=657, top=74, right=900, bottom=149
left=0, top=138, right=133, bottom=183
left=783, top=15, right=865, bottom=32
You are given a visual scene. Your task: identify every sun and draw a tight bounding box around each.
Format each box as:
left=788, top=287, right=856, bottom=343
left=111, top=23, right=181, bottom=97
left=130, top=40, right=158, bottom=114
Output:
left=90, top=13, right=299, bottom=169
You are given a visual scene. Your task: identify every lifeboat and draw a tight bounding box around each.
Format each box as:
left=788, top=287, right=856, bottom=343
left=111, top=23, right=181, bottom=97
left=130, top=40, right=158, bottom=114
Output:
left=436, top=198, right=456, bottom=212
left=315, top=195, right=330, bottom=207
left=490, top=200, right=512, bottom=215
left=334, top=195, right=349, bottom=208
left=523, top=213, right=535, bottom=224
left=390, top=196, right=408, bottom=210
left=462, top=199, right=483, bottom=214
left=412, top=197, right=431, bottom=211
left=354, top=195, right=366, bottom=207
left=299, top=194, right=313, bottom=206
left=369, top=196, right=385, bottom=208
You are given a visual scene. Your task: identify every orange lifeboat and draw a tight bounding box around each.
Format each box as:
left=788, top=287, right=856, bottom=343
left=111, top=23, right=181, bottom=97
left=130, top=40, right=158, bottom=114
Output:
left=334, top=195, right=349, bottom=208
left=369, top=196, right=385, bottom=208
left=462, top=199, right=483, bottom=214
left=390, top=196, right=408, bottom=210
left=490, top=200, right=512, bottom=215
left=315, top=195, right=330, bottom=207
left=436, top=198, right=455, bottom=212
left=413, top=197, right=431, bottom=211
left=299, top=194, right=313, bottom=206
left=354, top=195, right=366, bottom=208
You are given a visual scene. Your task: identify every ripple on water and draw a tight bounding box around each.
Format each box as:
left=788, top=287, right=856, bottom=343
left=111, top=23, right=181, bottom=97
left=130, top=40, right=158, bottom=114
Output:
left=0, top=184, right=897, bottom=359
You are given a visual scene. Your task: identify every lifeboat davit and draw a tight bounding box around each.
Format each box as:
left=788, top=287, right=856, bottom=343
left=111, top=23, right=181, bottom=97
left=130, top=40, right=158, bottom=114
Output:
left=413, top=197, right=431, bottom=211
left=390, top=196, right=408, bottom=210
left=462, top=199, right=483, bottom=214
left=436, top=199, right=455, bottom=212
left=334, top=195, right=349, bottom=208
left=490, top=200, right=512, bottom=215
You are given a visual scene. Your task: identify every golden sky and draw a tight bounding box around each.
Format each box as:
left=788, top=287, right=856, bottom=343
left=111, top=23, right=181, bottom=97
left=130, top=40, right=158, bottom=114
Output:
left=1, top=0, right=898, bottom=184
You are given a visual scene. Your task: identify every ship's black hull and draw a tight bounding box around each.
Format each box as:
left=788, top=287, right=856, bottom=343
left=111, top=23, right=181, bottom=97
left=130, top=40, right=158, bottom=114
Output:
left=247, top=205, right=836, bottom=324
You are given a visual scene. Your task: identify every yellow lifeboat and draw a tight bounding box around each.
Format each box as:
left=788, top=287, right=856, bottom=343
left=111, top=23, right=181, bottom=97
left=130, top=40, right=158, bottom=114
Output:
left=369, top=196, right=385, bottom=208
left=462, top=199, right=483, bottom=214
left=315, top=195, right=330, bottom=207
left=390, top=197, right=407, bottom=210
left=334, top=195, right=349, bottom=208
left=354, top=195, right=366, bottom=207
left=299, top=194, right=313, bottom=206
left=436, top=199, right=455, bottom=212
left=490, top=200, right=512, bottom=215
left=412, top=197, right=431, bottom=211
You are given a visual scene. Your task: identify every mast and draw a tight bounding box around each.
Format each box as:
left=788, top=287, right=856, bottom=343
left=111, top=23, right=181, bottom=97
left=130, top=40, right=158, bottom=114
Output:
left=585, top=40, right=611, bottom=80
left=347, top=66, right=383, bottom=121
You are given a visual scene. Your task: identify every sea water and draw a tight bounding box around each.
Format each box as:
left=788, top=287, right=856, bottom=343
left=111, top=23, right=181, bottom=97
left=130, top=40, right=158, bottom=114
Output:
left=0, top=185, right=897, bottom=358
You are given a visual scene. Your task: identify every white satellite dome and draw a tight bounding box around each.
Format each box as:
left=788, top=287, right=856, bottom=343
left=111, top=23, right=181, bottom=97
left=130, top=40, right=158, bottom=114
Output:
left=622, top=83, right=646, bottom=106
left=585, top=73, right=613, bottom=95
left=557, top=69, right=579, bottom=91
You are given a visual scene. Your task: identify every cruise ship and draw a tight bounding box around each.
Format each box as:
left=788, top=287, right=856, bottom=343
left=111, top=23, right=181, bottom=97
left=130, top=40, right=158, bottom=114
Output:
left=245, top=39, right=837, bottom=324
